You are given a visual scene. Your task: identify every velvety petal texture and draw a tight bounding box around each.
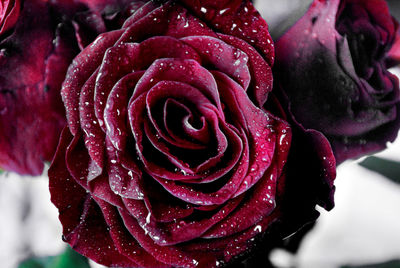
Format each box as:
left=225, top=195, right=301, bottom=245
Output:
left=0, top=0, right=20, bottom=35
left=0, top=0, right=136, bottom=175
left=49, top=0, right=336, bottom=267
left=0, top=0, right=20, bottom=36
left=275, top=0, right=400, bottom=164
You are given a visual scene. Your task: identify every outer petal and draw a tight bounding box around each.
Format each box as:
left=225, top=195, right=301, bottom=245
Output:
left=49, top=128, right=137, bottom=267
left=178, top=0, right=274, bottom=65
left=62, top=29, right=123, bottom=134
left=218, top=33, right=273, bottom=107
left=0, top=0, right=20, bottom=35
left=262, top=90, right=337, bottom=246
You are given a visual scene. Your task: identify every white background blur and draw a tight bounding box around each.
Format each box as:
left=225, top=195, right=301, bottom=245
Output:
left=1, top=0, right=400, bottom=267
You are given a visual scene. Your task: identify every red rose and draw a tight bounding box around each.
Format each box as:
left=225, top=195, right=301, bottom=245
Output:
left=49, top=0, right=336, bottom=267
left=275, top=0, right=400, bottom=164
left=0, top=0, right=134, bottom=175
left=0, top=0, right=20, bottom=35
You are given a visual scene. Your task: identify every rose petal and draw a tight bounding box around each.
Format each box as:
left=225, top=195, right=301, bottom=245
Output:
left=135, top=36, right=202, bottom=69
left=132, top=58, right=222, bottom=111
left=49, top=128, right=136, bottom=267
left=122, top=1, right=160, bottom=29
left=146, top=80, right=214, bottom=149
left=0, top=0, right=20, bottom=35
left=79, top=69, right=105, bottom=172
left=182, top=35, right=251, bottom=91
left=106, top=138, right=144, bottom=200
left=124, top=194, right=243, bottom=246
left=62, top=29, right=123, bottom=134
left=118, top=2, right=216, bottom=45
left=140, top=179, right=194, bottom=223
left=94, top=198, right=170, bottom=267
left=212, top=71, right=290, bottom=196
left=178, top=0, right=274, bottom=64
left=94, top=42, right=140, bottom=131
left=104, top=71, right=144, bottom=151
left=163, top=99, right=210, bottom=149
left=218, top=33, right=273, bottom=107
left=119, top=208, right=200, bottom=267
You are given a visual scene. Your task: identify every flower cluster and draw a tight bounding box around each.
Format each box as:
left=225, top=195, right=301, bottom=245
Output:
left=0, top=0, right=399, bottom=267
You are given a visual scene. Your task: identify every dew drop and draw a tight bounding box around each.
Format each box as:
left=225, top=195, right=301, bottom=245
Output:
left=146, top=212, right=151, bottom=224
left=254, top=225, right=262, bottom=233
left=219, top=8, right=229, bottom=15
left=250, top=164, right=258, bottom=172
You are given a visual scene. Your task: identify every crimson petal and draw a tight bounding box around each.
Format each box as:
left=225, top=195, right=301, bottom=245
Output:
left=49, top=128, right=136, bottom=267
left=62, top=29, right=123, bottom=134
left=182, top=36, right=251, bottom=90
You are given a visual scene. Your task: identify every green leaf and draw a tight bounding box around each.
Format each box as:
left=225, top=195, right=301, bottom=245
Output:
left=359, top=156, right=400, bottom=184
left=18, top=257, right=55, bottom=268
left=18, top=247, right=90, bottom=268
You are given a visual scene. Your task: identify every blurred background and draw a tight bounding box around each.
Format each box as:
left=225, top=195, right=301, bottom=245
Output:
left=1, top=0, right=400, bottom=267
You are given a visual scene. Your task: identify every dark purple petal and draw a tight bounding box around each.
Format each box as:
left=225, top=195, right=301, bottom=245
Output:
left=275, top=0, right=400, bottom=163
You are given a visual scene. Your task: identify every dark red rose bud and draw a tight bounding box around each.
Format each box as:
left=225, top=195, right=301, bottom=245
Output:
left=275, top=0, right=400, bottom=164
left=0, top=0, right=134, bottom=175
left=49, top=0, right=336, bottom=267
left=0, top=0, right=20, bottom=35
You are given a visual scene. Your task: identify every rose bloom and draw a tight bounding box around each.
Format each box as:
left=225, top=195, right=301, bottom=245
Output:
left=0, top=0, right=135, bottom=175
left=274, top=0, right=400, bottom=164
left=0, top=0, right=20, bottom=35
left=49, top=0, right=336, bottom=267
